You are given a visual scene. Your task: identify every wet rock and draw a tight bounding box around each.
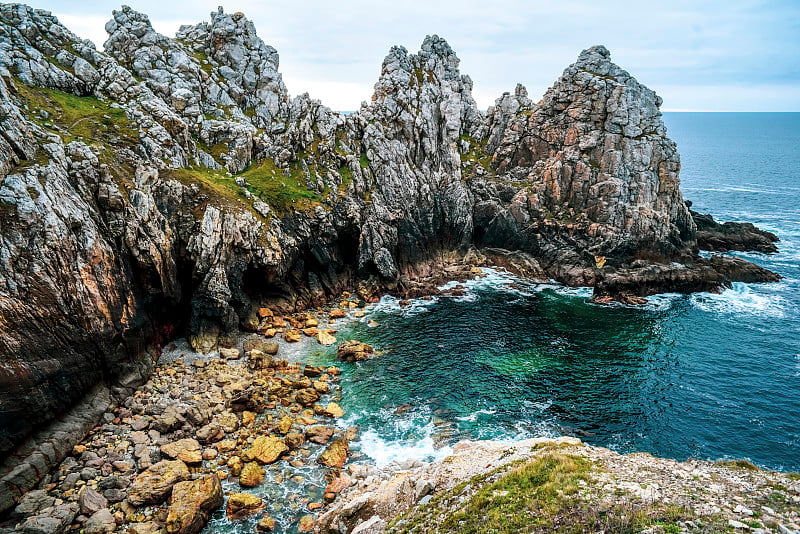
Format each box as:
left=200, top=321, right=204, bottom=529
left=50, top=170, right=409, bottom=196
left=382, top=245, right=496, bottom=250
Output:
left=283, top=330, right=302, bottom=343
left=165, top=475, right=223, bottom=534
left=255, top=517, right=276, bottom=532
left=243, top=338, right=279, bottom=355
left=337, top=341, right=374, bottom=362
left=238, top=462, right=265, bottom=488
left=225, top=493, right=264, bottom=520
left=317, top=438, right=350, bottom=468
left=318, top=331, right=337, bottom=346
left=295, top=388, right=321, bottom=407
left=127, top=460, right=190, bottom=506
left=306, top=426, right=335, bottom=445
left=275, top=415, right=294, bottom=434
left=284, top=432, right=305, bottom=450
left=691, top=208, right=779, bottom=253
left=324, top=403, right=345, bottom=418
left=242, top=436, right=288, bottom=465
left=247, top=350, right=273, bottom=371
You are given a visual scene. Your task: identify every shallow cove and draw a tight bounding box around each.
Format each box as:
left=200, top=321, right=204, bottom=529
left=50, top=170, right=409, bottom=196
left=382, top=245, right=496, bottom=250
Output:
left=297, top=113, right=800, bottom=474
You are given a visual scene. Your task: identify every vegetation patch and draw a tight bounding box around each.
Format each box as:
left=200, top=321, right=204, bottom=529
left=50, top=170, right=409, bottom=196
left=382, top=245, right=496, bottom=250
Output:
left=11, top=79, right=139, bottom=147
left=390, top=449, right=728, bottom=534
left=459, top=133, right=493, bottom=174
left=715, top=459, right=759, bottom=471
left=236, top=158, right=321, bottom=213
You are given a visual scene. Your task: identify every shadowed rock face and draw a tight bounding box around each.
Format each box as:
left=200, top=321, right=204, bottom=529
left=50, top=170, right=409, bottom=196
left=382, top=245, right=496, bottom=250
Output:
left=0, top=4, right=778, bottom=458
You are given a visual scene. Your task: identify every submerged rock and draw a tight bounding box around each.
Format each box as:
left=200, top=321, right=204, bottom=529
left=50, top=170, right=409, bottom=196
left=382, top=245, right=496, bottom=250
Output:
left=225, top=493, right=264, bottom=520
left=337, top=341, right=375, bottom=362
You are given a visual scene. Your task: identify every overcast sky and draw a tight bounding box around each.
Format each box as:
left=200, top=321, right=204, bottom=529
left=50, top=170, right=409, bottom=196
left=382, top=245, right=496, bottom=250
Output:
left=28, top=0, right=800, bottom=111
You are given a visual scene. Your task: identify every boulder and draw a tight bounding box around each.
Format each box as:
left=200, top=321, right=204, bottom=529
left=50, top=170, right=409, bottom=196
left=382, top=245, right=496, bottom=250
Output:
left=295, top=388, right=321, bottom=407
left=317, top=438, right=350, bottom=468
left=77, top=485, right=108, bottom=516
left=238, top=462, right=265, bottom=488
left=127, top=460, right=190, bottom=506
left=243, top=338, right=280, bottom=354
left=83, top=508, right=116, bottom=534
left=242, top=436, right=288, bottom=464
left=317, top=331, right=337, bottom=346
left=337, top=340, right=374, bottom=362
left=324, top=402, right=345, bottom=418
left=306, top=426, right=335, bottom=445
left=19, top=503, right=78, bottom=534
left=283, top=330, right=302, bottom=342
left=274, top=415, right=294, bottom=434
left=256, top=517, right=276, bottom=532
left=165, top=475, right=223, bottom=534
left=160, top=438, right=202, bottom=464
left=225, top=493, right=264, bottom=520
left=219, top=347, right=241, bottom=360
left=284, top=432, right=305, bottom=450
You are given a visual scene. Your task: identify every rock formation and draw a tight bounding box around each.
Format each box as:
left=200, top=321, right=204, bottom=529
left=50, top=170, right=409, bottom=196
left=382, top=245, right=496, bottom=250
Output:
left=0, top=3, right=780, bottom=467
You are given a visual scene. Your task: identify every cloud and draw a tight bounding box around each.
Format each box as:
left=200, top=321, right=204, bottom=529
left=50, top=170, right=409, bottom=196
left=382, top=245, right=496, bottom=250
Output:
left=37, top=0, right=800, bottom=111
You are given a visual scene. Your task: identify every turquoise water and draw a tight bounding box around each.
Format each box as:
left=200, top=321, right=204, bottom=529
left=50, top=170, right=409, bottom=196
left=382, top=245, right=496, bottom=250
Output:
left=317, top=113, right=800, bottom=472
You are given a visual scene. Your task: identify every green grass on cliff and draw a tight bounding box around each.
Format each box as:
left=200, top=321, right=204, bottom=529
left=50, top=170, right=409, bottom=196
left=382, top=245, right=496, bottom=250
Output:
left=11, top=80, right=139, bottom=147
left=237, top=159, right=321, bottom=213
left=390, top=449, right=724, bottom=534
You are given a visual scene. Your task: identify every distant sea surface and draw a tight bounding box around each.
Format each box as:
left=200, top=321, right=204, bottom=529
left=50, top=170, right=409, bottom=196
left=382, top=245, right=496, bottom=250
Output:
left=302, top=112, right=800, bottom=472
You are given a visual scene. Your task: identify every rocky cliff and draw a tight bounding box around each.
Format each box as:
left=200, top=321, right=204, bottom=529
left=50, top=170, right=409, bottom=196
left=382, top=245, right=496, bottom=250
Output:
left=0, top=3, right=779, bottom=464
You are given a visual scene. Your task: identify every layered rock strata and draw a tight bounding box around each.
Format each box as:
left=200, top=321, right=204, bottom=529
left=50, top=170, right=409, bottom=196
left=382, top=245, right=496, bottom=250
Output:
left=0, top=3, right=780, bottom=472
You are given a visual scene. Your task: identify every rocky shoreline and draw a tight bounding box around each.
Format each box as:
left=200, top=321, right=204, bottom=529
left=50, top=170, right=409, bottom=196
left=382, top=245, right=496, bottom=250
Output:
left=3, top=277, right=799, bottom=534
left=1, top=296, right=373, bottom=533
left=0, top=4, right=785, bottom=456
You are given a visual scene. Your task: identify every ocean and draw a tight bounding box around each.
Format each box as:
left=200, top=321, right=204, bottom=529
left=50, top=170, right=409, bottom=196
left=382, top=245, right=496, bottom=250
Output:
left=205, top=112, right=800, bottom=533
left=302, top=112, right=800, bottom=473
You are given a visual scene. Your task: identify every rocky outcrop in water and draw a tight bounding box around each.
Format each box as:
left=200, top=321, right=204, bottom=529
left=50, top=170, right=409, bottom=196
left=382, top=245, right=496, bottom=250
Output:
left=689, top=203, right=780, bottom=253
left=0, top=3, right=780, bottom=475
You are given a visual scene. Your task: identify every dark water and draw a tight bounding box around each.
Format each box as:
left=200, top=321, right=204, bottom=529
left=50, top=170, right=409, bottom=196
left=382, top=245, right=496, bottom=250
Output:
left=312, top=113, right=800, bottom=472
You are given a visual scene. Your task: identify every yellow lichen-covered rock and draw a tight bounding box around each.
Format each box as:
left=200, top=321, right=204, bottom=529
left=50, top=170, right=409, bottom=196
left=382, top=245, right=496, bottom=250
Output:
left=324, top=402, right=345, bottom=418
left=165, top=474, right=223, bottom=534
left=317, top=331, right=337, bottom=346
left=225, top=493, right=264, bottom=520
left=128, top=460, right=190, bottom=506
left=239, top=462, right=265, bottom=488
left=275, top=415, right=294, bottom=434
left=242, top=436, right=288, bottom=465
left=226, top=456, right=243, bottom=476
left=160, top=439, right=202, bottom=464
left=317, top=438, right=349, bottom=468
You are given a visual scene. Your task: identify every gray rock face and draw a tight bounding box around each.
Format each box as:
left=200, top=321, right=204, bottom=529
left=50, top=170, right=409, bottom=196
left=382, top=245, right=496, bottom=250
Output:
left=0, top=4, right=779, bottom=498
